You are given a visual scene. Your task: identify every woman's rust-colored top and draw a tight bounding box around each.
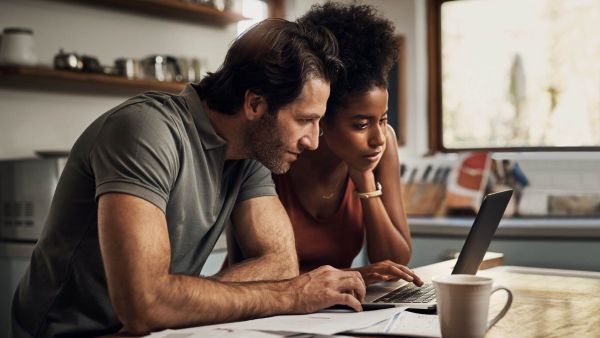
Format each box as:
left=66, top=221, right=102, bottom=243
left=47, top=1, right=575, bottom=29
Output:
left=273, top=173, right=364, bottom=271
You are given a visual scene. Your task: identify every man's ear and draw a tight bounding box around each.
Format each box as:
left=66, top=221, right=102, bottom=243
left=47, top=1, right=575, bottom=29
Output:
left=243, top=90, right=267, bottom=120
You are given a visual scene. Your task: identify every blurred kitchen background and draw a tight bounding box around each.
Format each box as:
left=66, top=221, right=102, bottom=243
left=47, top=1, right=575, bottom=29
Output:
left=1, top=0, right=599, bottom=334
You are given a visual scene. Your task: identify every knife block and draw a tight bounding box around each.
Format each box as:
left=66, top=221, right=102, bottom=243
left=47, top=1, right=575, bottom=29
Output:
left=402, top=182, right=448, bottom=216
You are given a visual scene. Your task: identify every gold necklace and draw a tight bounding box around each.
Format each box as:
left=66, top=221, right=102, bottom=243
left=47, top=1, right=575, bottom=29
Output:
left=321, top=191, right=335, bottom=199
left=320, top=177, right=345, bottom=199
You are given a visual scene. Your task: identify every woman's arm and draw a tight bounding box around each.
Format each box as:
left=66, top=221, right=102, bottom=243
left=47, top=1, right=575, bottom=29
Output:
left=350, top=125, right=412, bottom=266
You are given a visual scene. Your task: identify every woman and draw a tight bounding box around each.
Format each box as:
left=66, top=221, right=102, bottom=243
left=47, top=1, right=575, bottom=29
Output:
left=226, top=3, right=421, bottom=286
left=281, top=3, right=420, bottom=286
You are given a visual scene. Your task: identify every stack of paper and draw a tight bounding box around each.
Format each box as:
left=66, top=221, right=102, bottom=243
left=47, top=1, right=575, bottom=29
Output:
left=351, top=310, right=441, bottom=337
left=146, top=307, right=403, bottom=337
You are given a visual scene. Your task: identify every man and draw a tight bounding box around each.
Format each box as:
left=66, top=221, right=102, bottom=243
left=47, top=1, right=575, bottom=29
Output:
left=11, top=19, right=365, bottom=337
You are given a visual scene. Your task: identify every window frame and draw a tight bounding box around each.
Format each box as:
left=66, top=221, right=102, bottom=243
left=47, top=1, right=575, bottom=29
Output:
left=426, top=0, right=600, bottom=153
left=388, top=35, right=407, bottom=146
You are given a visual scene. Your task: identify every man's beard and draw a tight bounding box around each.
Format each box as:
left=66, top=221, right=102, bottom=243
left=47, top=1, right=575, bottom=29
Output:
left=245, top=112, right=290, bottom=174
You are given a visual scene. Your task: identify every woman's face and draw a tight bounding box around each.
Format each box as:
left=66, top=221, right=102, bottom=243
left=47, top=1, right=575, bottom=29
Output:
left=323, top=87, right=389, bottom=171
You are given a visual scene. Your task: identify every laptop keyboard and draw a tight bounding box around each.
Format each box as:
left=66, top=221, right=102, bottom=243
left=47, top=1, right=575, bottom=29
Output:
left=374, top=283, right=436, bottom=304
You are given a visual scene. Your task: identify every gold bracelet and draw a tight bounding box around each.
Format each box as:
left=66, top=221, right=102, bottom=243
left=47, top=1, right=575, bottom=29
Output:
left=354, top=182, right=382, bottom=199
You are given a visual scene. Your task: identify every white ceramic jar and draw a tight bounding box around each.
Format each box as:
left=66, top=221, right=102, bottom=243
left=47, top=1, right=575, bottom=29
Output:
left=0, top=27, right=38, bottom=66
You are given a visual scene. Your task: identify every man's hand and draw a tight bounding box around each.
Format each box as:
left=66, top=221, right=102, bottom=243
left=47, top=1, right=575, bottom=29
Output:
left=353, top=260, right=424, bottom=286
left=287, top=265, right=366, bottom=313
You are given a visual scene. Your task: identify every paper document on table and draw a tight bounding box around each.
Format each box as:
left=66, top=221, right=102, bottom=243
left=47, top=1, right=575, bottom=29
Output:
left=147, top=307, right=404, bottom=337
left=147, top=329, right=352, bottom=338
left=219, top=307, right=404, bottom=335
left=351, top=310, right=441, bottom=337
left=146, top=327, right=284, bottom=338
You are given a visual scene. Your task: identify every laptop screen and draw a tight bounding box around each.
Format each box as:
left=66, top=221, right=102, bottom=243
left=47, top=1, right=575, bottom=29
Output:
left=452, top=189, right=513, bottom=275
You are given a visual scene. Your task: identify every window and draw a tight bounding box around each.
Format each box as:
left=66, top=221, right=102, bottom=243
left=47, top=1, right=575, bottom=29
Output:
left=428, top=0, right=600, bottom=151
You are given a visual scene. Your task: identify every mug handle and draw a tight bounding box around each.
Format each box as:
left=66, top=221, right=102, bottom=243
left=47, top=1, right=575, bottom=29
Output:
left=487, top=286, right=513, bottom=331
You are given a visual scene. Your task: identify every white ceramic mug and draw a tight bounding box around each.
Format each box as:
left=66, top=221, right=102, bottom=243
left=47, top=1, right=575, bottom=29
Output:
left=432, top=274, right=512, bottom=338
left=0, top=27, right=38, bottom=66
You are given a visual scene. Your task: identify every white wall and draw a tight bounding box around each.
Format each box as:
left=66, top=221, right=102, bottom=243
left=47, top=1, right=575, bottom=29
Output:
left=0, top=0, right=237, bottom=159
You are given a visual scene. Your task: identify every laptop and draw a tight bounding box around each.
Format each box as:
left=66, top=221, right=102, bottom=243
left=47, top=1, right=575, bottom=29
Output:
left=362, top=189, right=513, bottom=310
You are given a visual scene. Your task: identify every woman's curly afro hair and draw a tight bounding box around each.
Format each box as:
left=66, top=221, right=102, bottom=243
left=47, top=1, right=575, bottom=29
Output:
left=298, top=2, right=400, bottom=118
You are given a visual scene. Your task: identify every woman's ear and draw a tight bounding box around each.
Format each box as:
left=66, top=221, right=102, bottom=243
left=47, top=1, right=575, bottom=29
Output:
left=243, top=90, right=267, bottom=120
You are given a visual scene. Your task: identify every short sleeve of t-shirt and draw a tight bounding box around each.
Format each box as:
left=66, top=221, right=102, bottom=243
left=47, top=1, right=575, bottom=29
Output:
left=91, top=101, right=181, bottom=212
left=236, top=160, right=277, bottom=203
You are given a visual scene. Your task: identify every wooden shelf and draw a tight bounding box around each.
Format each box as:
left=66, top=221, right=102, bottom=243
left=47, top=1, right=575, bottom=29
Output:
left=0, top=65, right=186, bottom=94
left=81, top=0, right=247, bottom=26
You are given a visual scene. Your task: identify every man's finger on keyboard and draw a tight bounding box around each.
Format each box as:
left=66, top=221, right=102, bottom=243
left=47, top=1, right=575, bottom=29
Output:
left=335, top=292, right=362, bottom=312
left=338, top=271, right=366, bottom=301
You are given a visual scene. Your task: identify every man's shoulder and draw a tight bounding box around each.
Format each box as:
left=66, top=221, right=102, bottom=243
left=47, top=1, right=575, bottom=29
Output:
left=101, top=91, right=190, bottom=134
left=70, top=91, right=188, bottom=162
left=110, top=91, right=183, bottom=118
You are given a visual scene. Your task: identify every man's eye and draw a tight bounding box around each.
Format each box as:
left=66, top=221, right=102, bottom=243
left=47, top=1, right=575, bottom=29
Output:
left=353, top=123, right=368, bottom=130
left=379, top=118, right=388, bottom=125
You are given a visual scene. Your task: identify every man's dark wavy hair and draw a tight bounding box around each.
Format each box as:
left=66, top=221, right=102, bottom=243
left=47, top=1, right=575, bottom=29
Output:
left=197, top=19, right=343, bottom=115
left=298, top=2, right=400, bottom=122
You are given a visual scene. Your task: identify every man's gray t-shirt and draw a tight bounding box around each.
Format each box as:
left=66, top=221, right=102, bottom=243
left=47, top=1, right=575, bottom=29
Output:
left=11, top=84, right=277, bottom=337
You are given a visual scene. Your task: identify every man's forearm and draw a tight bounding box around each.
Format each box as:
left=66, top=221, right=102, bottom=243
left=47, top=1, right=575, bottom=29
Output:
left=214, top=252, right=299, bottom=282
left=99, top=195, right=363, bottom=335
left=123, top=273, right=295, bottom=334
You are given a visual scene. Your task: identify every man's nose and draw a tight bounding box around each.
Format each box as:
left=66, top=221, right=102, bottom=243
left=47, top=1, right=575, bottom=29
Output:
left=300, top=124, right=320, bottom=151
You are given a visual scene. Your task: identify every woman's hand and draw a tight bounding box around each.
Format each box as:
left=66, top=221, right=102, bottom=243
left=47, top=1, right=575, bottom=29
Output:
left=349, top=168, right=377, bottom=193
left=352, top=260, right=424, bottom=286
left=348, top=145, right=386, bottom=192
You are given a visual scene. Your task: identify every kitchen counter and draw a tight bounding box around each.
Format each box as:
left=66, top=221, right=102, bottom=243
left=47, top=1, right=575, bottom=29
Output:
left=409, top=217, right=600, bottom=239
left=409, top=217, right=600, bottom=270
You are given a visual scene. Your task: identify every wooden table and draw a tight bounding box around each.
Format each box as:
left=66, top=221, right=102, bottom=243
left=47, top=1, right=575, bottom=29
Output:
left=412, top=261, right=600, bottom=338
left=101, top=254, right=600, bottom=337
